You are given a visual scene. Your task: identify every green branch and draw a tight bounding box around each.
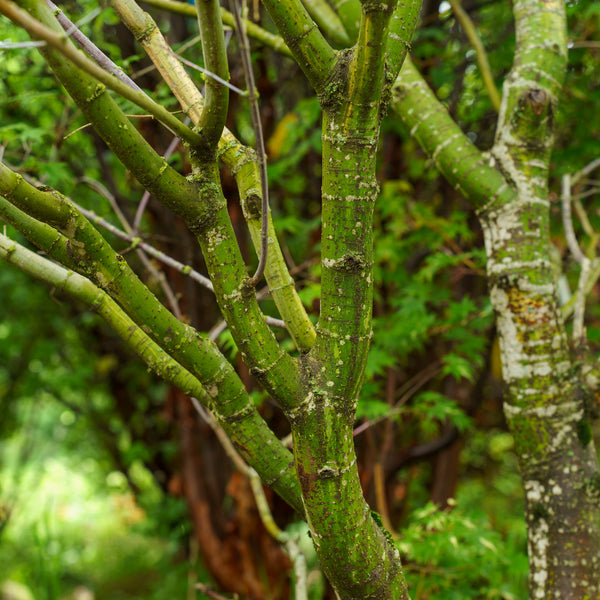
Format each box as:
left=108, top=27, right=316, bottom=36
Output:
left=332, top=0, right=361, bottom=41
left=448, top=0, right=501, bottom=112
left=0, top=168, right=303, bottom=513
left=346, top=0, right=397, bottom=112
left=391, top=57, right=514, bottom=210
left=300, top=0, right=351, bottom=47
left=194, top=0, right=230, bottom=153
left=386, top=0, right=421, bottom=78
left=260, top=0, right=337, bottom=92
left=0, top=0, right=202, bottom=147
left=0, top=233, right=211, bottom=404
left=492, top=0, right=567, bottom=188
left=229, top=0, right=270, bottom=286
left=287, top=2, right=414, bottom=595
left=18, top=1, right=305, bottom=412
left=140, top=0, right=293, bottom=57
left=114, top=0, right=316, bottom=351
left=11, top=0, right=212, bottom=231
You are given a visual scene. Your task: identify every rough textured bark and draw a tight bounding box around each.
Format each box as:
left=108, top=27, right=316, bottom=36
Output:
left=481, top=1, right=600, bottom=595
left=390, top=1, right=600, bottom=597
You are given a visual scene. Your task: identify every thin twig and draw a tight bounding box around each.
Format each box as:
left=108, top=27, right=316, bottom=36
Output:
left=562, top=170, right=595, bottom=345
left=74, top=180, right=185, bottom=317
left=448, top=0, right=501, bottom=112
left=570, top=40, right=600, bottom=49
left=573, top=257, right=591, bottom=345
left=74, top=202, right=215, bottom=291
left=562, top=173, right=586, bottom=264
left=0, top=0, right=201, bottom=146
left=71, top=203, right=287, bottom=330
left=173, top=52, right=248, bottom=96
left=133, top=117, right=190, bottom=233
left=0, top=40, right=46, bottom=49
left=195, top=582, right=236, bottom=600
left=230, top=0, right=270, bottom=286
left=46, top=0, right=145, bottom=93
left=572, top=156, right=600, bottom=186
left=353, top=362, right=442, bottom=437
left=561, top=258, right=600, bottom=320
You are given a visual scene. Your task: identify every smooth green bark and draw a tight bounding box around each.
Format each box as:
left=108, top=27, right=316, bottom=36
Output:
left=110, top=0, right=315, bottom=351
left=267, top=0, right=419, bottom=596
left=194, top=0, right=229, bottom=154
left=18, top=0, right=305, bottom=410
left=261, top=0, right=338, bottom=93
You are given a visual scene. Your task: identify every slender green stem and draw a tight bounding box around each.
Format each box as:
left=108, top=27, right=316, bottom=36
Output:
left=140, top=0, right=294, bottom=57
left=0, top=166, right=303, bottom=513
left=191, top=163, right=305, bottom=411
left=114, top=0, right=316, bottom=351
left=347, top=0, right=397, bottom=114
left=11, top=1, right=212, bottom=231
left=229, top=0, right=269, bottom=286
left=0, top=233, right=212, bottom=405
left=391, top=57, right=514, bottom=210
left=46, top=0, right=145, bottom=93
left=386, top=0, right=421, bottom=78
left=300, top=0, right=351, bottom=47
left=194, top=0, right=230, bottom=153
left=332, top=0, right=361, bottom=42
left=448, top=0, right=501, bottom=112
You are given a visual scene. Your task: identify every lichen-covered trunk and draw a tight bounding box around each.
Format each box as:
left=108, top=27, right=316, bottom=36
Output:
left=476, top=1, right=600, bottom=595
left=478, top=193, right=600, bottom=598
left=389, top=0, right=600, bottom=594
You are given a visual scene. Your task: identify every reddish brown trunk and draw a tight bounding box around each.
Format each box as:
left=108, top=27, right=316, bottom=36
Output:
left=174, top=390, right=291, bottom=599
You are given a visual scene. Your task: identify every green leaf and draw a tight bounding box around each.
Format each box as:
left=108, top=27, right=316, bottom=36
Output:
left=442, top=354, right=475, bottom=382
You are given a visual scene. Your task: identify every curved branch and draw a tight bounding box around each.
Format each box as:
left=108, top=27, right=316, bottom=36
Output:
left=0, top=171, right=304, bottom=513
left=260, top=0, right=337, bottom=93
left=391, top=57, right=514, bottom=210
left=229, top=0, right=269, bottom=287
left=114, top=0, right=316, bottom=351
left=140, top=0, right=293, bottom=57
left=300, top=0, right=351, bottom=47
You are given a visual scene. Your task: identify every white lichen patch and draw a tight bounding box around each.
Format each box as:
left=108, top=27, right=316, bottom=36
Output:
left=206, top=227, right=227, bottom=249
left=525, top=479, right=545, bottom=502
left=504, top=402, right=556, bottom=418
left=288, top=392, right=316, bottom=420
left=548, top=417, right=583, bottom=453
left=530, top=527, right=550, bottom=598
